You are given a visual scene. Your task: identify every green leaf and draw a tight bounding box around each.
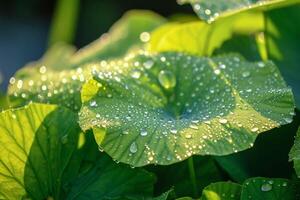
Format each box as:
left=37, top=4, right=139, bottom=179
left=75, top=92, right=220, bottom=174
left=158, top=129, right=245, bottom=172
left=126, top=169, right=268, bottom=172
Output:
left=66, top=155, right=155, bottom=200
left=265, top=5, right=300, bottom=108
left=0, top=103, right=156, bottom=199
left=289, top=127, right=300, bottom=177
left=241, top=178, right=298, bottom=200
left=78, top=52, right=294, bottom=167
left=0, top=103, right=82, bottom=199
left=199, top=182, right=241, bottom=200
left=148, top=12, right=263, bottom=56
left=8, top=10, right=165, bottom=111
left=71, top=10, right=166, bottom=66
left=179, top=0, right=300, bottom=23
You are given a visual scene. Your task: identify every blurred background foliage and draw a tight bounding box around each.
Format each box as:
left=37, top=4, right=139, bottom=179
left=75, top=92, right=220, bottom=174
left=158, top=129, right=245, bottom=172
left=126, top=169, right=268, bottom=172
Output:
left=0, top=0, right=192, bottom=91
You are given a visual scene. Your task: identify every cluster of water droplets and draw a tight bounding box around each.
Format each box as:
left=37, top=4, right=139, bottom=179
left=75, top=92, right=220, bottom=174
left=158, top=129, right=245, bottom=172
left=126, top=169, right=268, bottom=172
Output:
left=78, top=51, right=294, bottom=166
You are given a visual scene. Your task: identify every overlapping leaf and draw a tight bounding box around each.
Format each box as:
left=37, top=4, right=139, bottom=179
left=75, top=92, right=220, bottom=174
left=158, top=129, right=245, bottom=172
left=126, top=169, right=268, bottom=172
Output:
left=148, top=12, right=264, bottom=56
left=0, top=103, right=156, bottom=199
left=8, top=10, right=165, bottom=111
left=179, top=0, right=300, bottom=23
left=78, top=52, right=294, bottom=167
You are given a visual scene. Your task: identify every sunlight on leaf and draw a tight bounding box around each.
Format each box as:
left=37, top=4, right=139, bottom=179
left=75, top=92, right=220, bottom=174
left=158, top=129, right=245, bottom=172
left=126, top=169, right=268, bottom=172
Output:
left=0, top=103, right=156, bottom=199
left=148, top=12, right=264, bottom=56
left=178, top=0, right=300, bottom=23
left=78, top=51, right=294, bottom=167
left=0, top=103, right=82, bottom=199
left=8, top=10, right=165, bottom=111
left=200, top=182, right=241, bottom=200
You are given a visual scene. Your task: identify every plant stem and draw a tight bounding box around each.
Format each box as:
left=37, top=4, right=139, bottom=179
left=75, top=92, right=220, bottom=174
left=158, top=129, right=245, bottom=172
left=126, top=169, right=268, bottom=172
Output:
left=263, top=12, right=270, bottom=61
left=188, top=157, right=199, bottom=197
left=48, top=0, right=80, bottom=47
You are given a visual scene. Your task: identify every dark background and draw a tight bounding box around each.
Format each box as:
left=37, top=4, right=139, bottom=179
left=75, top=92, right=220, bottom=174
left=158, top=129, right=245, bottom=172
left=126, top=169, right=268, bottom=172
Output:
left=0, top=0, right=192, bottom=91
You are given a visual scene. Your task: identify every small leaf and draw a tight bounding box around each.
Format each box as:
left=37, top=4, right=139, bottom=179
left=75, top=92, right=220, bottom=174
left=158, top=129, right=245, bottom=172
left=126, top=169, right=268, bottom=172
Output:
left=148, top=12, right=264, bottom=56
left=289, top=127, right=300, bottom=177
left=179, top=0, right=300, bottom=23
left=200, top=182, right=241, bottom=200
left=241, top=178, right=298, bottom=200
left=0, top=103, right=156, bottom=199
left=79, top=52, right=294, bottom=167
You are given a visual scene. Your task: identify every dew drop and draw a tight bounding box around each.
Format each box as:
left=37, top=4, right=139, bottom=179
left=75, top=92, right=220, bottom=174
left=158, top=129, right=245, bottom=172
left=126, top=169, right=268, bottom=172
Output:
left=251, top=127, right=259, bottom=132
left=140, top=32, right=150, bottom=43
left=261, top=183, right=272, bottom=192
left=242, top=71, right=251, bottom=78
left=143, top=60, right=154, bottom=69
left=129, top=142, right=138, bottom=153
left=61, top=135, right=68, bottom=144
left=284, top=118, right=293, bottom=123
left=90, top=101, right=98, bottom=107
left=131, top=70, right=141, bottom=79
left=140, top=129, right=148, bottom=136
left=158, top=70, right=176, bottom=90
left=219, top=118, right=228, bottom=124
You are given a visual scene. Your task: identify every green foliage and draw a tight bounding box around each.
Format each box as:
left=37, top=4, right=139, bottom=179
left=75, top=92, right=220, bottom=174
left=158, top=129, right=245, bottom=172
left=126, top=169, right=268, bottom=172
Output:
left=78, top=52, right=294, bottom=167
left=198, top=178, right=300, bottom=200
left=2, top=0, right=300, bottom=199
left=289, top=127, right=300, bottom=177
left=180, top=0, right=300, bottom=22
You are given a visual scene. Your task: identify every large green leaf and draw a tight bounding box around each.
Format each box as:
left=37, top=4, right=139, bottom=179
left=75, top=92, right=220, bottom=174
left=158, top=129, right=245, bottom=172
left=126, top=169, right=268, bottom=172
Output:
left=241, top=178, right=298, bottom=200
left=265, top=5, right=300, bottom=108
left=178, top=0, right=300, bottom=23
left=0, top=103, right=82, bottom=199
left=8, top=10, right=165, bottom=111
left=199, top=182, right=241, bottom=200
left=289, top=127, right=300, bottom=177
left=148, top=12, right=264, bottom=56
left=0, top=103, right=156, bottom=199
left=78, top=52, right=294, bottom=167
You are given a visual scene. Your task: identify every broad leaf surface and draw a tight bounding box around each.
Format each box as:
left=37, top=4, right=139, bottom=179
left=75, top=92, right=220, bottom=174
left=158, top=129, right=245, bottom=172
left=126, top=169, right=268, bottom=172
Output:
left=241, top=178, right=298, bottom=200
left=8, top=10, right=165, bottom=111
left=0, top=103, right=82, bottom=199
left=289, top=127, right=300, bottom=177
left=199, top=182, right=241, bottom=200
left=179, top=0, right=300, bottom=23
left=0, top=103, right=156, bottom=199
left=148, top=13, right=263, bottom=56
left=79, top=52, right=294, bottom=167
left=265, top=5, right=300, bottom=108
